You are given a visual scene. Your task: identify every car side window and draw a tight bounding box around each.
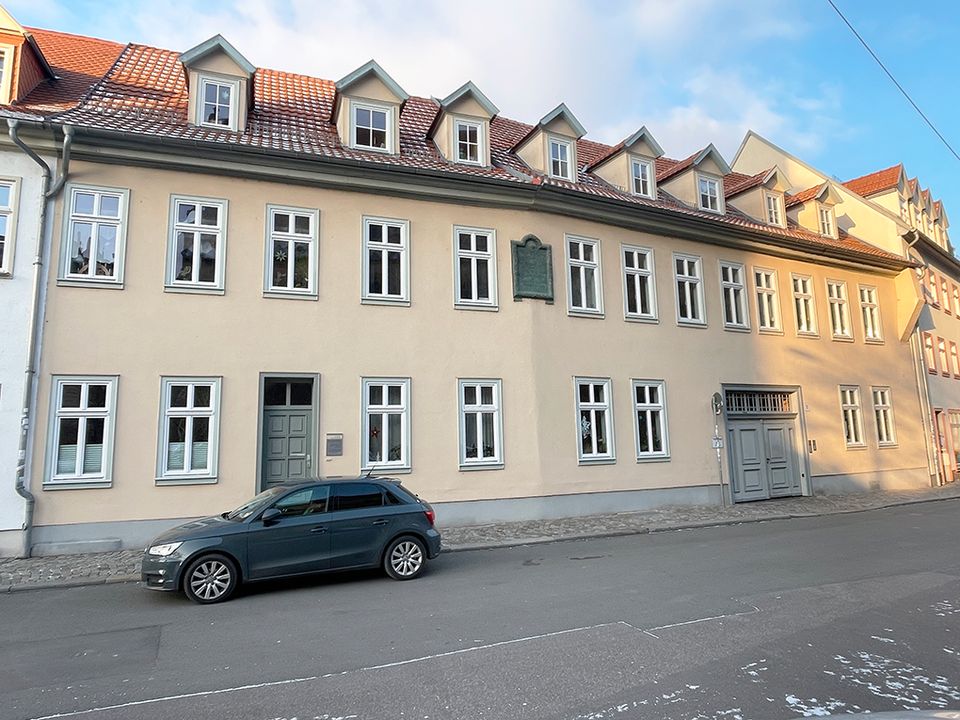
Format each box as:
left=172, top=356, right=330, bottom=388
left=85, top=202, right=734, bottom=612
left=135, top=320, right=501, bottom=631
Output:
left=272, top=486, right=330, bottom=517
left=335, top=483, right=384, bottom=511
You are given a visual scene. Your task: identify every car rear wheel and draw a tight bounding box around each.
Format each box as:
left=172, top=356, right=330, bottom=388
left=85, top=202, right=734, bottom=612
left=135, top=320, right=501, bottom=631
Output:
left=183, top=553, right=238, bottom=604
left=384, top=536, right=427, bottom=580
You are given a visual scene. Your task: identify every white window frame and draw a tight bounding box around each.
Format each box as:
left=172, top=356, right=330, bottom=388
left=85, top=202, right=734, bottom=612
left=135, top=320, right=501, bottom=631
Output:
left=0, top=45, right=14, bottom=105
left=673, top=253, right=705, bottom=326
left=859, top=285, right=883, bottom=343
left=362, top=216, right=410, bottom=305
left=754, top=267, right=781, bottom=332
left=166, top=195, right=228, bottom=293
left=351, top=101, right=394, bottom=153
left=45, top=376, right=119, bottom=488
left=0, top=176, right=18, bottom=276
left=621, top=244, right=657, bottom=322
left=59, top=184, right=130, bottom=286
left=548, top=136, right=574, bottom=181
left=574, top=377, right=615, bottom=464
left=951, top=341, right=960, bottom=379
left=871, top=386, right=897, bottom=447
left=764, top=191, right=784, bottom=227
left=156, top=377, right=222, bottom=484
left=938, top=337, right=950, bottom=378
left=565, top=234, right=603, bottom=316
left=953, top=284, right=960, bottom=315
left=696, top=173, right=723, bottom=214
left=361, top=377, right=411, bottom=473
left=632, top=379, right=669, bottom=461
left=826, top=279, right=853, bottom=340
left=719, top=261, right=749, bottom=330
left=818, top=203, right=837, bottom=238
left=453, top=225, right=497, bottom=309
left=263, top=205, right=319, bottom=298
left=791, top=273, right=818, bottom=336
left=458, top=379, right=503, bottom=469
left=630, top=157, right=654, bottom=198
left=197, top=75, right=240, bottom=131
left=453, top=117, right=484, bottom=166
left=839, top=385, right=865, bottom=449
left=922, top=331, right=937, bottom=374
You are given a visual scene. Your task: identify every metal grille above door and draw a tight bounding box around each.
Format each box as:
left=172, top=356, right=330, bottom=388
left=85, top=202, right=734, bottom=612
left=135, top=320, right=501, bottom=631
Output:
left=725, top=390, right=793, bottom=416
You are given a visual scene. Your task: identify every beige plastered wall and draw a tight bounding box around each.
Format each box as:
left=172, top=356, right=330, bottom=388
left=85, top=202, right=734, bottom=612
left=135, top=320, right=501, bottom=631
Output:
left=31, top=159, right=929, bottom=527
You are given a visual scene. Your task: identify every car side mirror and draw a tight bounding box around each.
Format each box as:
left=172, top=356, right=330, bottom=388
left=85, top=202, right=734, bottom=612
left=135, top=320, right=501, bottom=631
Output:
left=261, top=508, right=282, bottom=526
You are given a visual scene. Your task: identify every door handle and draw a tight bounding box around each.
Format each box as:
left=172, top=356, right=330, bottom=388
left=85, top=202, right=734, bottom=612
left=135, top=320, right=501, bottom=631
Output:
left=372, top=519, right=389, bottom=526
left=310, top=526, right=327, bottom=534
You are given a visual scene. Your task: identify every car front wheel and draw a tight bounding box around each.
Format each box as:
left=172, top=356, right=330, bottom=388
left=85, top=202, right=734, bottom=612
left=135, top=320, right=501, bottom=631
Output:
left=183, top=553, right=239, bottom=604
left=384, top=536, right=427, bottom=580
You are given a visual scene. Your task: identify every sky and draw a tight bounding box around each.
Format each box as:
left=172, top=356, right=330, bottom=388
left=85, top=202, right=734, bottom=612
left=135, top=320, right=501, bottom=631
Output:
left=8, top=0, right=960, bottom=222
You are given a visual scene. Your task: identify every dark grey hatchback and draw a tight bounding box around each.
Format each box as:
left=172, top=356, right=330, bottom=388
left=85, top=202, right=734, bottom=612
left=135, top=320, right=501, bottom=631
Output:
left=141, top=478, right=442, bottom=603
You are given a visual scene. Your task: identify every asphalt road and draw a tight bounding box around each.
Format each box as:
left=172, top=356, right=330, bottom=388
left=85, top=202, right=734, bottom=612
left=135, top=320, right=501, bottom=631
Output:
left=2, top=500, right=959, bottom=720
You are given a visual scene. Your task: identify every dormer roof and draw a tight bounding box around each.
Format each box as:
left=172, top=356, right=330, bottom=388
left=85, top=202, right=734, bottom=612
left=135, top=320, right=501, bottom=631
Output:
left=842, top=163, right=905, bottom=198
left=785, top=181, right=843, bottom=208
left=335, top=59, right=408, bottom=102
left=657, top=143, right=731, bottom=182
left=179, top=34, right=255, bottom=76
left=511, top=102, right=586, bottom=151
left=724, top=166, right=789, bottom=199
left=438, top=80, right=498, bottom=117
left=585, top=125, right=664, bottom=171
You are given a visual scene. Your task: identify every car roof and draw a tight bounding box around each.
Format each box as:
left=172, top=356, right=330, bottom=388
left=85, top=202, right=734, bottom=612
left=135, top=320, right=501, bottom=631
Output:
left=274, top=476, right=401, bottom=488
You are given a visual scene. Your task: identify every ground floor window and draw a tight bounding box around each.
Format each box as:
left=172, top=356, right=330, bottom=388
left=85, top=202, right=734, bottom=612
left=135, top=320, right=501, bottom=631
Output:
left=362, top=377, right=410, bottom=471
left=575, top=377, right=615, bottom=463
left=871, top=387, right=896, bottom=446
left=839, top=385, right=865, bottom=448
left=632, top=380, right=668, bottom=459
left=46, top=376, right=118, bottom=487
left=458, top=379, right=503, bottom=468
left=158, top=377, right=221, bottom=483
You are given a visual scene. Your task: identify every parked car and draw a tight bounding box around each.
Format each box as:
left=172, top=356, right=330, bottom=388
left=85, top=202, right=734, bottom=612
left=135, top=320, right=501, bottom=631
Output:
left=141, top=478, right=442, bottom=603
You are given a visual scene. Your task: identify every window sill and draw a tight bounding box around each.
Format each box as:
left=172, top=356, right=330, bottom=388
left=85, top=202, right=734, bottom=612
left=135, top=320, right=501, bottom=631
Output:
left=362, top=466, right=411, bottom=475
left=351, top=144, right=394, bottom=155
left=844, top=444, right=868, bottom=451
left=57, top=278, right=124, bottom=290
left=723, top=325, right=751, bottom=333
left=677, top=320, right=707, bottom=328
left=155, top=476, right=219, bottom=486
left=199, top=121, right=238, bottom=133
left=361, top=297, right=410, bottom=308
left=928, top=369, right=939, bottom=375
left=43, top=480, right=112, bottom=490
left=758, top=327, right=784, bottom=335
left=636, top=455, right=671, bottom=463
left=878, top=443, right=899, bottom=449
left=624, top=315, right=659, bottom=325
left=864, top=338, right=885, bottom=345
left=577, top=457, right=617, bottom=466
left=459, top=462, right=505, bottom=472
left=454, top=302, right=499, bottom=312
left=831, top=335, right=855, bottom=343
left=796, top=332, right=821, bottom=339
left=164, top=284, right=225, bottom=296
left=568, top=309, right=605, bottom=319
left=263, top=290, right=318, bottom=301
left=0, top=271, right=12, bottom=279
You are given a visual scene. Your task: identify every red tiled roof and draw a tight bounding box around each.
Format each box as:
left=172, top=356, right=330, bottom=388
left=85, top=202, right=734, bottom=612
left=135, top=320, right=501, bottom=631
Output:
left=842, top=164, right=902, bottom=198
left=724, top=170, right=769, bottom=198
left=784, top=184, right=825, bottom=208
left=656, top=149, right=699, bottom=183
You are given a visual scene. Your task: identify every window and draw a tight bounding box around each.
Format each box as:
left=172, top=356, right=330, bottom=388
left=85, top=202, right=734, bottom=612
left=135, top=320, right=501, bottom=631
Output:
left=273, top=486, right=330, bottom=516
left=362, top=217, right=409, bottom=303
left=199, top=77, right=238, bottom=129
left=859, top=285, right=882, bottom=342
left=61, top=185, right=128, bottom=284
left=362, top=378, right=410, bottom=471
left=839, top=386, right=865, bottom=448
left=46, top=377, right=118, bottom=487
left=826, top=280, right=852, bottom=339
left=791, top=274, right=817, bottom=335
left=158, top=378, right=221, bottom=482
left=632, top=380, right=668, bottom=460
left=923, top=332, right=937, bottom=373
left=0, top=178, right=16, bottom=275
left=167, top=196, right=227, bottom=291
left=719, top=261, right=749, bottom=329
left=927, top=269, right=940, bottom=306
left=458, top=379, right=503, bottom=468
left=938, top=337, right=950, bottom=377
left=454, top=119, right=482, bottom=165
left=943, top=278, right=952, bottom=314
left=697, top=174, right=721, bottom=213
left=622, top=245, right=656, bottom=321
left=674, top=254, right=705, bottom=325
left=0, top=47, right=8, bottom=103
left=871, top=387, right=896, bottom=446
left=336, top=483, right=385, bottom=511
left=549, top=137, right=573, bottom=180
left=764, top=191, right=784, bottom=226
left=950, top=341, right=960, bottom=378
left=566, top=235, right=602, bottom=314
left=754, top=268, right=780, bottom=331
left=352, top=103, right=391, bottom=151
left=952, top=284, right=960, bottom=315
left=265, top=206, right=318, bottom=296
left=575, top=378, right=614, bottom=463
left=454, top=226, right=496, bottom=308
left=818, top=204, right=836, bottom=237
left=631, top=158, right=653, bottom=198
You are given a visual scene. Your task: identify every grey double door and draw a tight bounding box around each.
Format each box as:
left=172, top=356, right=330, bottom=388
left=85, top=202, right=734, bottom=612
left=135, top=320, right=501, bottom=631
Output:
left=728, top=419, right=801, bottom=502
left=261, top=378, right=315, bottom=488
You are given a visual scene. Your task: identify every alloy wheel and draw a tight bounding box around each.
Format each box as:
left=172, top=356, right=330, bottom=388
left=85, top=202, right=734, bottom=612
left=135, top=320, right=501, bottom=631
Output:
left=189, top=560, right=232, bottom=601
left=389, top=540, right=423, bottom=577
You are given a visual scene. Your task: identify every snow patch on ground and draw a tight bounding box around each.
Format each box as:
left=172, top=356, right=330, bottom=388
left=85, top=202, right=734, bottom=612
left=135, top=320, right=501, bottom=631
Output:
left=832, top=650, right=960, bottom=708
left=783, top=693, right=860, bottom=717
left=931, top=599, right=959, bottom=617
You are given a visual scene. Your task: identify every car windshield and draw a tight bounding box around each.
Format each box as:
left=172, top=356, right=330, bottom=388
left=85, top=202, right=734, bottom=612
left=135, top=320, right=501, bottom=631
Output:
left=225, top=486, right=289, bottom=521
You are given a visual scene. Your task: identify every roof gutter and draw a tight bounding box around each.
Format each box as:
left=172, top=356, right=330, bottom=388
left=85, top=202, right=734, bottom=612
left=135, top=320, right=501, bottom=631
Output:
left=6, top=120, right=73, bottom=557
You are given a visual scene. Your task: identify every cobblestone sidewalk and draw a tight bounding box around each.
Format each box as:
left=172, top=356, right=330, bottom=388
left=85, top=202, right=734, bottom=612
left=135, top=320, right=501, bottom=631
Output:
left=3, top=483, right=959, bottom=592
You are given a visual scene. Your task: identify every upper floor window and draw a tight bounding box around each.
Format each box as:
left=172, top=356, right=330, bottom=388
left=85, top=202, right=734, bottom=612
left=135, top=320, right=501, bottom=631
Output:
left=631, top=158, right=654, bottom=198
left=622, top=245, right=656, bottom=321
left=199, top=77, right=238, bottom=130
left=754, top=268, right=780, bottom=332
left=720, top=261, right=748, bottom=330
left=158, top=377, right=221, bottom=483
left=46, top=376, right=118, bottom=487
left=265, top=206, right=318, bottom=296
left=950, top=342, right=960, bottom=378
left=61, top=185, right=128, bottom=285
left=938, top=337, right=950, bottom=377
left=352, top=103, right=391, bottom=152
left=674, top=253, right=705, bottom=325
left=943, top=278, right=951, bottom=314
left=166, top=196, right=227, bottom=292
left=363, top=217, right=409, bottom=304
left=953, top=284, right=960, bottom=315
left=362, top=378, right=410, bottom=472
left=455, top=119, right=482, bottom=165
left=859, top=285, right=882, bottom=342
left=575, top=378, right=615, bottom=463
left=0, top=179, right=16, bottom=275
left=791, top=274, right=817, bottom=336
left=458, top=379, right=503, bottom=468
left=697, top=175, right=721, bottom=213
left=818, top=204, right=836, bottom=237
left=922, top=331, right=936, bottom=373
left=927, top=269, right=940, bottom=306
left=826, top=280, right=852, bottom=340
left=549, top=137, right=573, bottom=180
left=454, top=226, right=496, bottom=308
left=764, top=191, right=784, bottom=227
left=566, top=235, right=602, bottom=315
left=0, top=46, right=12, bottom=104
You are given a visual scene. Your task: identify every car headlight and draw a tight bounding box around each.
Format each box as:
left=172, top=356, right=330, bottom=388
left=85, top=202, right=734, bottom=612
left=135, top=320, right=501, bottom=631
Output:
left=147, top=542, right=183, bottom=557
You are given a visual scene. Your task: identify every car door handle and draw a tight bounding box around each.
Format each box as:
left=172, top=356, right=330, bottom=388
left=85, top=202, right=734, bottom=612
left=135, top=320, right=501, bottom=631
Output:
left=310, top=526, right=327, bottom=534
left=372, top=519, right=389, bottom=526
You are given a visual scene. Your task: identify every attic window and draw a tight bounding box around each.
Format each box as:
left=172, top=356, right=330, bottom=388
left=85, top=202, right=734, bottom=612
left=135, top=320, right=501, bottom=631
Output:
left=549, top=138, right=573, bottom=181
left=0, top=46, right=11, bottom=105
left=455, top=119, right=482, bottom=165
left=631, top=158, right=653, bottom=198
left=697, top=175, right=722, bottom=213
left=352, top=103, right=391, bottom=152
left=818, top=204, right=836, bottom=238
left=199, top=77, right=239, bottom=130
left=764, top=191, right=784, bottom=227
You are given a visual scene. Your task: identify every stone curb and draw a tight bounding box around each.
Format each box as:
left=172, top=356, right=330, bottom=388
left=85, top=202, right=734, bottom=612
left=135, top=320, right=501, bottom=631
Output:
left=4, top=494, right=958, bottom=593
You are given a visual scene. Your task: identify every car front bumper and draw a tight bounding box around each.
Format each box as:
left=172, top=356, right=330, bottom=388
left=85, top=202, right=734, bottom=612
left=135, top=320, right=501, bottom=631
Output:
left=141, top=553, right=185, bottom=591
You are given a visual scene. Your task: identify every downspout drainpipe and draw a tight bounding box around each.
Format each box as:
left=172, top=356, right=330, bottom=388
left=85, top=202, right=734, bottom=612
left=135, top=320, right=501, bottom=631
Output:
left=7, top=120, right=73, bottom=557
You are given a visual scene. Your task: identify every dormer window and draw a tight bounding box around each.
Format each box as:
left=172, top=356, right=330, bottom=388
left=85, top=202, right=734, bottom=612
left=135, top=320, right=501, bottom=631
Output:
left=199, top=77, right=238, bottom=129
left=550, top=137, right=573, bottom=180
left=352, top=103, right=391, bottom=151
left=818, top=204, right=836, bottom=237
left=765, top=191, right=784, bottom=227
left=0, top=47, right=9, bottom=104
left=698, top=175, right=721, bottom=213
left=181, top=36, right=255, bottom=134
left=631, top=158, right=654, bottom=198
left=455, top=119, right=482, bottom=164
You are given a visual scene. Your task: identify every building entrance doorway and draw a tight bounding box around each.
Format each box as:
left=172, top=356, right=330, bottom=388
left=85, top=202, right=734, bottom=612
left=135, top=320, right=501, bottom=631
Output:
left=260, top=377, right=316, bottom=489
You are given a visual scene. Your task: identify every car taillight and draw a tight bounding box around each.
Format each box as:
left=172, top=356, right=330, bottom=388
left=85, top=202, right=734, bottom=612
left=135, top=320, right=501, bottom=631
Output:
left=424, top=509, right=435, bottom=526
